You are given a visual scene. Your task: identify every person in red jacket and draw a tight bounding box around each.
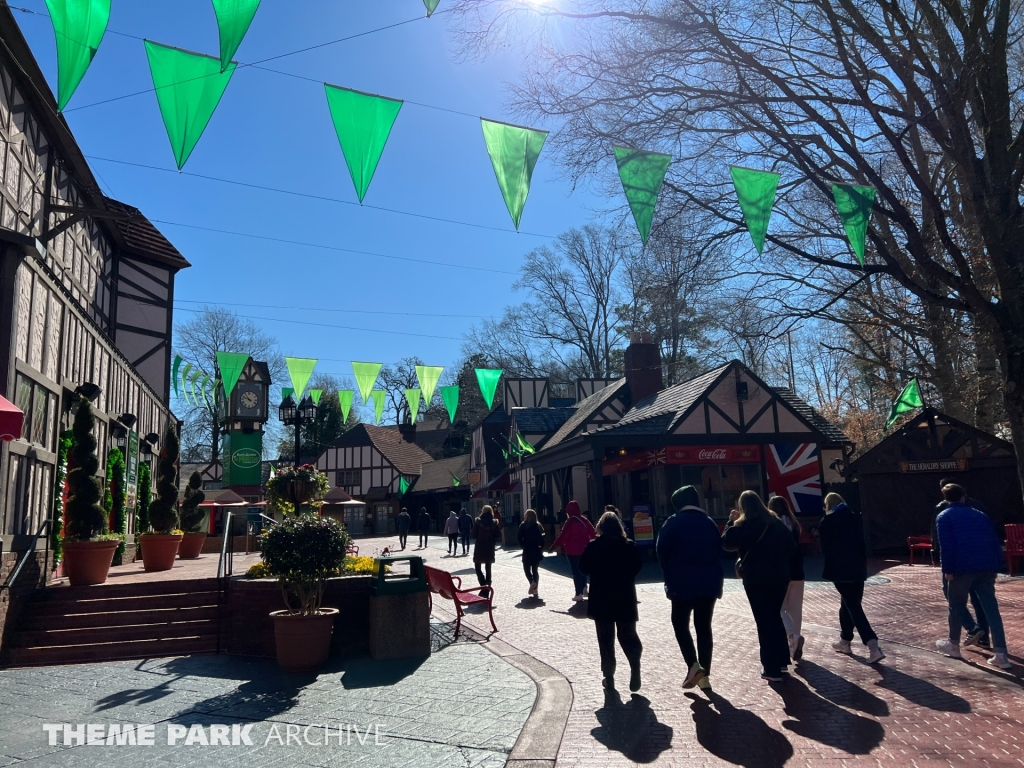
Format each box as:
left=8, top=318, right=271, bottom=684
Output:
left=551, top=500, right=597, bottom=601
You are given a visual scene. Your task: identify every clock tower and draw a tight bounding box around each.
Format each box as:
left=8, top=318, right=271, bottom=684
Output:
left=220, top=357, right=271, bottom=490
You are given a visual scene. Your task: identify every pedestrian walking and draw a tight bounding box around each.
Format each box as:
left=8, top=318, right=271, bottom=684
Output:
left=458, top=507, right=473, bottom=555
left=768, top=495, right=806, bottom=661
left=443, top=509, right=460, bottom=555
left=819, top=492, right=886, bottom=664
left=416, top=507, right=431, bottom=549
left=722, top=490, right=796, bottom=682
left=579, top=510, right=644, bottom=693
left=934, top=483, right=1012, bottom=669
left=473, top=505, right=499, bottom=597
left=933, top=478, right=991, bottom=648
left=396, top=507, right=411, bottom=551
left=518, top=508, right=545, bottom=597
left=551, top=500, right=596, bottom=601
left=656, top=485, right=722, bottom=691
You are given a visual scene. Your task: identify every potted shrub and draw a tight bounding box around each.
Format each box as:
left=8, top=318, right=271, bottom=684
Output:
left=139, top=421, right=182, bottom=571
left=62, top=400, right=120, bottom=586
left=104, top=448, right=127, bottom=566
left=178, top=470, right=206, bottom=559
left=261, top=514, right=351, bottom=672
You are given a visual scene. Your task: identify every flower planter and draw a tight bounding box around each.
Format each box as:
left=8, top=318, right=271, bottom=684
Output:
left=271, top=608, right=339, bottom=672
left=139, top=533, right=183, bottom=572
left=62, top=540, right=118, bottom=587
left=177, top=532, right=207, bottom=560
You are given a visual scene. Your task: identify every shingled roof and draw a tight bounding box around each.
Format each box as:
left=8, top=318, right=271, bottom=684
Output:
left=102, top=197, right=190, bottom=269
left=544, top=378, right=627, bottom=449
left=511, top=407, right=576, bottom=434
left=410, top=454, right=472, bottom=493
left=329, top=423, right=433, bottom=475
left=775, top=388, right=851, bottom=444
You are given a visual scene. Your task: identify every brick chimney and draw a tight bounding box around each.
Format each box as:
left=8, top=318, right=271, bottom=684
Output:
left=624, top=332, right=664, bottom=406
left=398, top=423, right=417, bottom=443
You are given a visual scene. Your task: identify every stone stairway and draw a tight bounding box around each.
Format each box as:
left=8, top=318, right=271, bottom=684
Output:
left=3, top=577, right=222, bottom=667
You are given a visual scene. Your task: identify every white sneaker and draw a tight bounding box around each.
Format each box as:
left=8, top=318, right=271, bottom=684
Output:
left=572, top=594, right=584, bottom=602
left=831, top=640, right=852, bottom=654
left=935, top=639, right=962, bottom=658
left=988, top=653, right=1012, bottom=670
left=867, top=640, right=886, bottom=664
left=682, top=663, right=705, bottom=689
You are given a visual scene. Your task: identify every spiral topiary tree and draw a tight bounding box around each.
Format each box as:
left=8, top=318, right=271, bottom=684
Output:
left=65, top=400, right=107, bottom=541
left=179, top=470, right=205, bottom=533
left=147, top=421, right=180, bottom=534
left=137, top=462, right=151, bottom=533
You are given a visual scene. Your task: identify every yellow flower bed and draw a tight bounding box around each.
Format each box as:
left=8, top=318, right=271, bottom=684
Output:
left=245, top=555, right=382, bottom=579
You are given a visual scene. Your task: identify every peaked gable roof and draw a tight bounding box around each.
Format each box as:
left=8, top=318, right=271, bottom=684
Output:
left=511, top=407, right=576, bottom=434
left=545, top=377, right=629, bottom=449
left=329, top=423, right=433, bottom=475
left=410, top=454, right=472, bottom=493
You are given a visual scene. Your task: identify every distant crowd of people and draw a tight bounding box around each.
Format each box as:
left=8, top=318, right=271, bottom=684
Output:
left=390, top=478, right=1012, bottom=693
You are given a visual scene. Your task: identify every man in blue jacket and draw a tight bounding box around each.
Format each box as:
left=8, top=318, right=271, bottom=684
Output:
left=934, top=484, right=1012, bottom=670
left=657, top=485, right=723, bottom=691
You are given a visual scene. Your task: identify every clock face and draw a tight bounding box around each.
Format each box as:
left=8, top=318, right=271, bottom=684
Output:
left=240, top=391, right=259, bottom=409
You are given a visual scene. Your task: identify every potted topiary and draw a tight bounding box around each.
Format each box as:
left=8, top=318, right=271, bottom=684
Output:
left=139, top=421, right=182, bottom=571
left=261, top=514, right=351, bottom=672
left=62, top=400, right=120, bottom=586
left=177, top=470, right=206, bottom=559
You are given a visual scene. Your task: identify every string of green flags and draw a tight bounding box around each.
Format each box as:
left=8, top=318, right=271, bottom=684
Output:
left=475, top=368, right=502, bottom=410
left=212, top=0, right=261, bottom=72
left=337, top=390, right=354, bottom=423
left=405, top=388, right=421, bottom=423
left=46, top=0, right=111, bottom=111
left=284, top=357, right=317, bottom=401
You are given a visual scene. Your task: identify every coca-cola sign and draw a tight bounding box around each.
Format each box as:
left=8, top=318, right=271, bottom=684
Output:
left=698, top=449, right=729, bottom=461
left=603, top=445, right=761, bottom=474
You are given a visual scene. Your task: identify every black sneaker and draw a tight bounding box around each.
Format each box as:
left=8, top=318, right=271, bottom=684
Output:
left=602, top=676, right=616, bottom=691
left=629, top=667, right=641, bottom=692
left=761, top=669, right=784, bottom=682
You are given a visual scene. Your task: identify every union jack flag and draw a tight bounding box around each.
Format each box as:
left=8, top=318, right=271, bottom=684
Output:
left=766, top=443, right=822, bottom=516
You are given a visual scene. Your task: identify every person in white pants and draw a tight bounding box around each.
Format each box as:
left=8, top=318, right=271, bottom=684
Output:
left=769, top=496, right=805, bottom=661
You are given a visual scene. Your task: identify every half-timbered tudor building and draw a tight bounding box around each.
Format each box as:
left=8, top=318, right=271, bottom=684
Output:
left=403, top=453, right=472, bottom=528
left=316, top=424, right=433, bottom=535
left=0, top=7, right=188, bottom=542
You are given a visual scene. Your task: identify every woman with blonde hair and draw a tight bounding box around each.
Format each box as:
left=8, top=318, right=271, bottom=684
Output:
left=722, top=490, right=796, bottom=681
left=518, top=508, right=545, bottom=597
left=768, top=495, right=805, bottom=661
left=819, top=492, right=885, bottom=663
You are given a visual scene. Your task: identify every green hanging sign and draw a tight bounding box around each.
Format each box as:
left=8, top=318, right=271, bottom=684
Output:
left=405, top=388, right=421, bottom=424
left=481, top=118, right=548, bottom=230
left=439, top=385, right=459, bottom=424
left=216, top=351, right=250, bottom=399
left=325, top=84, right=403, bottom=204
left=423, top=0, right=440, bottom=16
left=285, top=357, right=317, bottom=399
left=212, top=0, right=260, bottom=72
left=398, top=475, right=410, bottom=497
left=144, top=40, right=237, bottom=170
left=46, top=0, right=111, bottom=111
left=832, top=183, right=877, bottom=267
left=172, top=355, right=183, bottom=398
left=415, top=365, right=444, bottom=406
left=352, top=362, right=383, bottom=404
left=885, top=378, right=924, bottom=431
left=613, top=146, right=671, bottom=245
left=730, top=166, right=780, bottom=255
left=475, top=368, right=502, bottom=410
left=370, top=390, right=385, bottom=425
left=338, top=390, right=354, bottom=423
left=309, top=389, right=323, bottom=406
left=281, top=387, right=294, bottom=402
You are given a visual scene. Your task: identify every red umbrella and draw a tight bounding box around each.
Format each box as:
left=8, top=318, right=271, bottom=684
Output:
left=0, top=394, right=23, bottom=442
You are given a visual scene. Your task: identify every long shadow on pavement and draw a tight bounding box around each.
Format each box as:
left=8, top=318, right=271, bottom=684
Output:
left=795, top=660, right=890, bottom=716
left=686, top=690, right=793, bottom=768
left=775, top=675, right=885, bottom=754
left=871, top=662, right=971, bottom=711
left=592, top=692, right=672, bottom=763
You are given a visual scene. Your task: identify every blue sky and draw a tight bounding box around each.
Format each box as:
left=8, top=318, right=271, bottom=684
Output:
left=15, top=0, right=603, bottom=383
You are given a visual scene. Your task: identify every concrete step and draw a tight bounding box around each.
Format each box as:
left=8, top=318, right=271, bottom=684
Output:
left=12, top=618, right=220, bottom=647
left=22, top=604, right=221, bottom=631
left=38, top=577, right=220, bottom=601
left=29, top=591, right=220, bottom=615
left=5, top=635, right=219, bottom=667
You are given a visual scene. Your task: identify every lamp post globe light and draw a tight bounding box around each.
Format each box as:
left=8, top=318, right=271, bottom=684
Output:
left=279, top=394, right=317, bottom=467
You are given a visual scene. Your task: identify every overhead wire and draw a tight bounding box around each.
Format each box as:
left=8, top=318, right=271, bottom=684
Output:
left=173, top=299, right=491, bottom=320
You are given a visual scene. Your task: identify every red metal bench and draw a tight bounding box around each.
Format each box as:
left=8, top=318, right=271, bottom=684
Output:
left=424, top=565, right=498, bottom=638
left=1006, top=524, right=1024, bottom=576
left=907, top=535, right=933, bottom=565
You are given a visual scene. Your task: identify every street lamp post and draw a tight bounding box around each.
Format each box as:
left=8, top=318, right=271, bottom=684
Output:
left=279, top=394, right=318, bottom=467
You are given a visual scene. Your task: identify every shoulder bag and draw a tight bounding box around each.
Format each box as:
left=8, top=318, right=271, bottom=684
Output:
left=735, top=520, right=771, bottom=579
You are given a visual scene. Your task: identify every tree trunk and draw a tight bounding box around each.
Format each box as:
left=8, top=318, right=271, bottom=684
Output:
left=992, top=317, right=1024, bottom=524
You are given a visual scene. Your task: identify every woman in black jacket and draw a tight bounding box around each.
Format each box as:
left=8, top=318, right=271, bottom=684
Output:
left=518, top=508, right=545, bottom=597
left=417, top=507, right=431, bottom=548
left=579, top=511, right=643, bottom=693
left=819, top=493, right=885, bottom=663
left=472, top=506, right=499, bottom=597
left=722, top=491, right=795, bottom=681
left=768, top=496, right=805, bottom=661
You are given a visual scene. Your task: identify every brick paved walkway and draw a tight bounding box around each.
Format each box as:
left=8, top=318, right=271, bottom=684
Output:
left=365, top=534, right=1024, bottom=767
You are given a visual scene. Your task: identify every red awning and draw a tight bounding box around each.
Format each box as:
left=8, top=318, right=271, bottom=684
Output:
left=0, top=395, right=24, bottom=442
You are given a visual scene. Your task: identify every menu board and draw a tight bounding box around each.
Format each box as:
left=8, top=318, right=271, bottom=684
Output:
left=632, top=505, right=655, bottom=547
left=125, top=430, right=139, bottom=512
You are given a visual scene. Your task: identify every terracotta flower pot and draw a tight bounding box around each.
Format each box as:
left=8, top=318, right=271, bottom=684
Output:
left=139, top=533, right=183, bottom=572
left=178, top=532, right=207, bottom=560
left=271, top=608, right=339, bottom=672
left=62, top=540, right=118, bottom=587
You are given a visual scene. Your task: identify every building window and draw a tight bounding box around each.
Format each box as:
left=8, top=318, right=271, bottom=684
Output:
left=336, top=469, right=360, bottom=487
left=13, top=373, right=56, bottom=450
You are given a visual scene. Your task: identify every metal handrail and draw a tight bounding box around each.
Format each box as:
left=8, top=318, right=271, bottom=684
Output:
left=216, top=511, right=233, bottom=582
left=256, top=513, right=277, bottom=526
left=0, top=519, right=51, bottom=592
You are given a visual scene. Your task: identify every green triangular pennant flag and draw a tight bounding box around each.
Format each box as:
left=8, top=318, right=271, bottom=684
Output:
left=475, top=368, right=502, bottom=410
left=309, top=389, right=323, bottom=406
left=516, top=432, right=536, bottom=455
left=405, top=388, right=421, bottom=424
left=46, top=0, right=111, bottom=111
left=730, top=166, right=780, bottom=255
left=371, top=390, right=385, bottom=425
left=439, top=385, right=459, bottom=424
left=284, top=357, right=317, bottom=399
left=172, top=355, right=183, bottom=397
left=494, top=438, right=509, bottom=461
left=325, top=84, right=403, bottom=203
left=398, top=476, right=410, bottom=497
left=423, top=0, right=440, bottom=16
left=352, top=362, right=383, bottom=404
left=415, top=365, right=444, bottom=406
left=885, top=378, right=924, bottom=430
left=216, top=351, right=249, bottom=399
left=481, top=118, right=548, bottom=230
left=832, top=183, right=877, bottom=267
left=338, top=390, right=354, bottom=423
left=144, top=40, right=236, bottom=170
left=189, top=368, right=203, bottom=407
left=281, top=387, right=294, bottom=401
left=199, top=374, right=212, bottom=410
left=613, top=146, right=671, bottom=245
left=181, top=362, right=194, bottom=403
left=450, top=470, right=461, bottom=487
left=212, top=0, right=260, bottom=72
